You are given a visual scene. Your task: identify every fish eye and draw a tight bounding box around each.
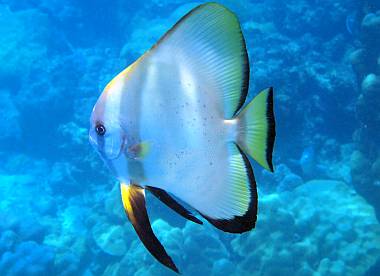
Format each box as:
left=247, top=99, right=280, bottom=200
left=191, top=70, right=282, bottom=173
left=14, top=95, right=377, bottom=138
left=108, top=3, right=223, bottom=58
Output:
left=95, top=123, right=106, bottom=136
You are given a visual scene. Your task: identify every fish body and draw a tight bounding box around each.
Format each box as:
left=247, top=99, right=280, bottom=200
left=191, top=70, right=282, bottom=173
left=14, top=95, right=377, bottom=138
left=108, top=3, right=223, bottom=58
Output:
left=345, top=12, right=359, bottom=36
left=95, top=53, right=242, bottom=218
left=89, top=3, right=276, bottom=273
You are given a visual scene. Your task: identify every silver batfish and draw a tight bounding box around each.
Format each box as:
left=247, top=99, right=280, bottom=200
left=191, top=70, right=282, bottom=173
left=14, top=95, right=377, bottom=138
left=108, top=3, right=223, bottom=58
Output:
left=89, top=2, right=276, bottom=273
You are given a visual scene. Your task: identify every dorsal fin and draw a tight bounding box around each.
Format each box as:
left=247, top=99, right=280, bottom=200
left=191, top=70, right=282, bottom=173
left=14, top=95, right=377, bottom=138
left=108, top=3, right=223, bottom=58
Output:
left=146, top=186, right=203, bottom=225
left=148, top=2, right=249, bottom=118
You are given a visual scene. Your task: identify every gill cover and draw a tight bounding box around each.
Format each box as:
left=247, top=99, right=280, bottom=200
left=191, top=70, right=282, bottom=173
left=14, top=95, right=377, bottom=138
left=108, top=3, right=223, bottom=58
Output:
left=89, top=123, right=124, bottom=159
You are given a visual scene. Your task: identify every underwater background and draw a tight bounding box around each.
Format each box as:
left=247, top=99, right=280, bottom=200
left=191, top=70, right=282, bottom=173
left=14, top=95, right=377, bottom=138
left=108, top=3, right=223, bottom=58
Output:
left=0, top=0, right=380, bottom=275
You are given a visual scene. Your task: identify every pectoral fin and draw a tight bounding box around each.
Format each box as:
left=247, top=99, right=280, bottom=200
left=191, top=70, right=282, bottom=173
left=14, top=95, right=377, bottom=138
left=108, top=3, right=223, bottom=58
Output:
left=127, top=141, right=151, bottom=160
left=120, top=183, right=179, bottom=273
left=146, top=186, right=203, bottom=225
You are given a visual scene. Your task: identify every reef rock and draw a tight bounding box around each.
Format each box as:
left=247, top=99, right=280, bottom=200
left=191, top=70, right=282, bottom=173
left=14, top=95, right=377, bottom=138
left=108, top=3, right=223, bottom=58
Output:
left=108, top=218, right=229, bottom=275
left=0, top=90, right=21, bottom=141
left=92, top=222, right=129, bottom=256
left=0, top=241, right=55, bottom=275
left=362, top=11, right=380, bottom=44
left=361, top=73, right=380, bottom=94
left=0, top=5, right=48, bottom=91
left=231, top=180, right=380, bottom=275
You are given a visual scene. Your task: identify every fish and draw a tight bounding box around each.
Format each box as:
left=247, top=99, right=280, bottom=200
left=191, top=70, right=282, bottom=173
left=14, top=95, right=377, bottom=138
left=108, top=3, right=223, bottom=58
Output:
left=345, top=12, right=359, bottom=36
left=290, top=146, right=329, bottom=180
left=299, top=146, right=315, bottom=176
left=89, top=2, right=276, bottom=273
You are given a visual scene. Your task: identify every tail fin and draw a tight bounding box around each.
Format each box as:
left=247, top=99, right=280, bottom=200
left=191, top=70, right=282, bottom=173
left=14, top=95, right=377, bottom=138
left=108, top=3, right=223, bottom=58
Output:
left=236, top=87, right=276, bottom=172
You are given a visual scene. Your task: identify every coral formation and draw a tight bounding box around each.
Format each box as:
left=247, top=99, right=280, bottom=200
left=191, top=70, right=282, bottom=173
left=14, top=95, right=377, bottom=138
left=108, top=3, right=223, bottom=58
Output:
left=349, top=3, right=380, bottom=223
left=0, top=241, right=55, bottom=275
left=0, top=0, right=379, bottom=274
left=92, top=223, right=128, bottom=256
left=231, top=180, right=380, bottom=275
left=100, top=181, right=380, bottom=275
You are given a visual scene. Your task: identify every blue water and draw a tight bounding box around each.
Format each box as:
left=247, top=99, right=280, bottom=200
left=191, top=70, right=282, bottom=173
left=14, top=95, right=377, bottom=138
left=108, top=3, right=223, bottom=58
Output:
left=1, top=0, right=380, bottom=275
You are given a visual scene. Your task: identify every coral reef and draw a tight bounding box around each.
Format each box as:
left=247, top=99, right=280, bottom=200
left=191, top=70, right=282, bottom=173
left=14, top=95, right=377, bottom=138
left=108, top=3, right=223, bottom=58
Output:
left=349, top=3, right=380, bottom=222
left=99, top=180, right=380, bottom=275
left=0, top=241, right=55, bottom=275
left=232, top=180, right=380, bottom=275
left=0, top=0, right=379, bottom=275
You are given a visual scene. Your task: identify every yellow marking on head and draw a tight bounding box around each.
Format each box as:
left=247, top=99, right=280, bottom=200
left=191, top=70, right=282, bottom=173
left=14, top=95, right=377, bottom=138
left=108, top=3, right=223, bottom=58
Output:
left=104, top=56, right=144, bottom=93
left=104, top=67, right=130, bottom=93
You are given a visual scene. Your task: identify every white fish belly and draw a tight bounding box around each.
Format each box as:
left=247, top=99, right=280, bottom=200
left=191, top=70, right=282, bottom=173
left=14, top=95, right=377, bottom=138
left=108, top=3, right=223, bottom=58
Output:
left=138, top=54, right=232, bottom=218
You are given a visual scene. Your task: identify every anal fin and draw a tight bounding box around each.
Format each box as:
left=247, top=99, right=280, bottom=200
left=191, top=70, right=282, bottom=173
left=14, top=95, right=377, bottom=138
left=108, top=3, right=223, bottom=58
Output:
left=120, top=183, right=179, bottom=273
left=146, top=186, right=203, bottom=225
left=198, top=143, right=258, bottom=233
